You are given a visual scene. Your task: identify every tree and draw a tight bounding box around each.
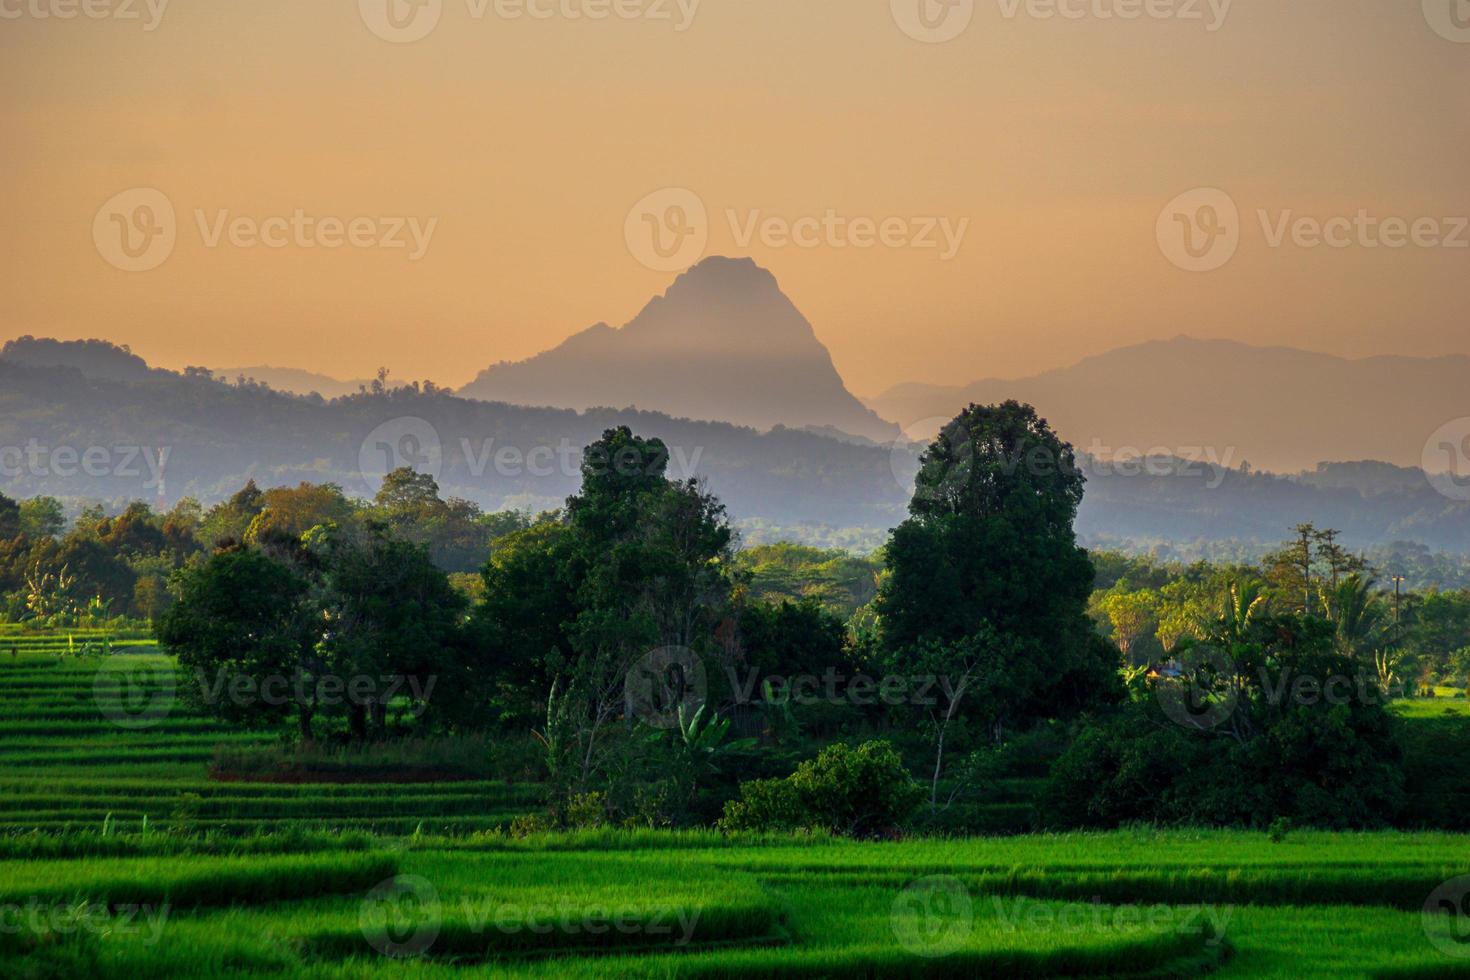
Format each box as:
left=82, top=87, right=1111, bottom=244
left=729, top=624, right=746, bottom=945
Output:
left=198, top=480, right=266, bottom=547
left=1049, top=615, right=1405, bottom=829
left=737, top=599, right=849, bottom=680
left=472, top=427, right=737, bottom=800
left=1325, top=574, right=1390, bottom=660
left=471, top=520, right=579, bottom=725
left=0, top=493, right=28, bottom=540
left=318, top=531, right=468, bottom=738
left=1403, top=590, right=1470, bottom=682
left=879, top=401, right=1120, bottom=804
left=0, top=494, right=20, bottom=540
left=157, top=547, right=323, bottom=739
left=1217, top=580, right=1269, bottom=646
left=44, top=536, right=136, bottom=611
left=161, top=498, right=203, bottom=559
left=246, top=483, right=356, bottom=548
left=17, top=497, right=65, bottom=541
left=1262, top=523, right=1367, bottom=613
left=368, top=467, right=510, bottom=573
left=880, top=402, right=1118, bottom=722
left=735, top=543, right=883, bottom=616
left=373, top=467, right=442, bottom=514
left=1101, top=589, right=1161, bottom=662
left=558, top=427, right=735, bottom=790
left=1155, top=578, right=1211, bottom=653
left=96, top=502, right=169, bottom=557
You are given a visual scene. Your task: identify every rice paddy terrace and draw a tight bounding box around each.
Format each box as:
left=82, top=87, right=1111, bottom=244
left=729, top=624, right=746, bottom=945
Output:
left=2, top=627, right=1469, bottom=978
left=0, top=625, right=539, bottom=836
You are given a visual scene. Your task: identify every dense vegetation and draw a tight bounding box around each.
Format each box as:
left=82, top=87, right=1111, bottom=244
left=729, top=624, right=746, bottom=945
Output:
left=4, top=400, right=1470, bottom=834
left=4, top=398, right=1470, bottom=976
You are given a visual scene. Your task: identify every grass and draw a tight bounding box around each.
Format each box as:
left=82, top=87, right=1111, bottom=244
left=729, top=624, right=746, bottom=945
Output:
left=10, top=839, right=1468, bottom=977
left=2, top=631, right=1470, bottom=976
left=0, top=640, right=543, bottom=835
left=0, top=851, right=399, bottom=908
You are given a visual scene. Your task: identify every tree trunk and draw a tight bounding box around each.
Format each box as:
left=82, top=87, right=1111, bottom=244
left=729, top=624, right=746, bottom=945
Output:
left=349, top=703, right=368, bottom=741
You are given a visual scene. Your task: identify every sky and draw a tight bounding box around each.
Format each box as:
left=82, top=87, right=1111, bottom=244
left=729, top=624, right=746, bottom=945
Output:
left=2, top=0, right=1468, bottom=396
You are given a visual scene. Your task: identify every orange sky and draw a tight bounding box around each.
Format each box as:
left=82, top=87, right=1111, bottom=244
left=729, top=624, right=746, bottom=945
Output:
left=2, top=0, right=1468, bottom=395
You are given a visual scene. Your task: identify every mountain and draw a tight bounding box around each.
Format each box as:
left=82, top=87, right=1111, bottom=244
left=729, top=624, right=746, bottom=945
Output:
left=867, top=337, right=1470, bottom=474
left=460, top=257, right=898, bottom=443
left=4, top=339, right=1469, bottom=564
left=0, top=346, right=908, bottom=538
left=213, top=366, right=374, bottom=399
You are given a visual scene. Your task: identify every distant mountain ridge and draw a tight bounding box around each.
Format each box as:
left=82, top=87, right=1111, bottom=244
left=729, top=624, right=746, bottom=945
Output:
left=460, top=257, right=898, bottom=443
left=3, top=341, right=1469, bottom=560
left=0, top=346, right=909, bottom=534
left=212, top=366, right=374, bottom=399
left=867, top=337, right=1470, bottom=473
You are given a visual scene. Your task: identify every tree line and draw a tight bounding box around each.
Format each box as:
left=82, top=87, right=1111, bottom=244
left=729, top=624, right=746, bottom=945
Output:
left=2, top=400, right=1455, bottom=832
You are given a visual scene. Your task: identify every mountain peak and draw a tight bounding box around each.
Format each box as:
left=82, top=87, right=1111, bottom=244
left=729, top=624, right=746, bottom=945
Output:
left=670, top=255, right=776, bottom=291
left=461, top=260, right=897, bottom=442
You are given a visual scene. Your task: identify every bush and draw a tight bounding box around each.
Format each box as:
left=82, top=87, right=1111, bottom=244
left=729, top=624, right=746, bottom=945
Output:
left=717, top=740, right=923, bottom=837
left=1045, top=617, right=1406, bottom=830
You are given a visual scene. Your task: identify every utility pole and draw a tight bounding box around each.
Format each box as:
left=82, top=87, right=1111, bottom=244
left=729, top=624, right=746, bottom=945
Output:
left=1390, top=574, right=1406, bottom=627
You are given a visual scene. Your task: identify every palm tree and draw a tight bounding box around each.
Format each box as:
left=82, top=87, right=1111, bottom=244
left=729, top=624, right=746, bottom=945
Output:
left=1325, top=574, right=1397, bottom=693
left=1213, top=580, right=1268, bottom=646
left=1324, top=574, right=1390, bottom=660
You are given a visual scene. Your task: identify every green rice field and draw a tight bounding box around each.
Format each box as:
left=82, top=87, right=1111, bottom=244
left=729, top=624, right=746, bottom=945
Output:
left=3, top=628, right=1470, bottom=978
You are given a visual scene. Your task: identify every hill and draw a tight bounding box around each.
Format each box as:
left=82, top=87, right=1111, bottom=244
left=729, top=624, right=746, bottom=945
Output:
left=3, top=340, right=1468, bottom=560
left=867, top=337, right=1470, bottom=474
left=0, top=352, right=907, bottom=537
left=1, top=336, right=160, bottom=384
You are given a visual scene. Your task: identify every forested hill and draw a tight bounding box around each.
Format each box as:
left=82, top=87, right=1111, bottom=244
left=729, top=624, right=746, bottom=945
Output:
left=2, top=346, right=1468, bottom=556
left=0, top=355, right=908, bottom=534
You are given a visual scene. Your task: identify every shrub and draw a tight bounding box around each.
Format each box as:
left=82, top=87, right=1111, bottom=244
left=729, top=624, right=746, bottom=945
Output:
left=1045, top=617, right=1406, bottom=830
left=717, top=740, right=923, bottom=837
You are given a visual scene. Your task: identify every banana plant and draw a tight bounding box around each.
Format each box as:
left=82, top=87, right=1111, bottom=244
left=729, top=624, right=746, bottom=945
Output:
left=675, top=703, right=756, bottom=776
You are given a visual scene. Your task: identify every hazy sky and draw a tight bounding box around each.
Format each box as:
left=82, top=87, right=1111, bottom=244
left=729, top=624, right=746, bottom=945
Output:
left=2, top=0, right=1468, bottom=395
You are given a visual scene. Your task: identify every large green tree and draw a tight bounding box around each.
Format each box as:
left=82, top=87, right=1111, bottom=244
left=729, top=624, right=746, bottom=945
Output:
left=472, top=427, right=736, bottom=795
left=879, top=402, right=1120, bottom=799
left=160, top=525, right=466, bottom=741
left=157, top=546, right=323, bottom=738
left=319, top=531, right=469, bottom=738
